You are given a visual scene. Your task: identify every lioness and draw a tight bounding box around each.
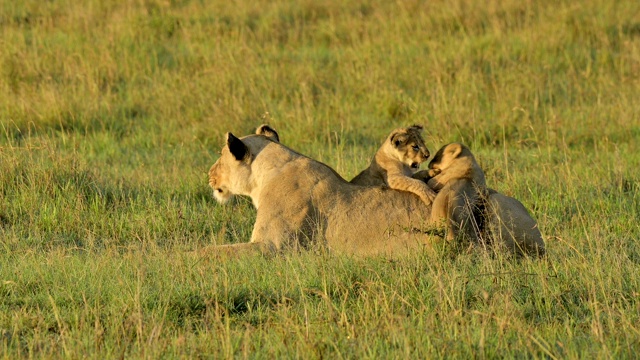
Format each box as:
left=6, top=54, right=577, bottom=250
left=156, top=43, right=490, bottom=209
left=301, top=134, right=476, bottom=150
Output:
left=426, top=143, right=546, bottom=257
left=205, top=126, right=437, bottom=258
left=350, top=125, right=436, bottom=205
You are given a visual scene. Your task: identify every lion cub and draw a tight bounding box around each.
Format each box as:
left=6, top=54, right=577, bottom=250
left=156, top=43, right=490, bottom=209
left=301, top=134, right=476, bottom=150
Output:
left=350, top=125, right=436, bottom=205
left=426, top=143, right=486, bottom=243
left=426, top=143, right=545, bottom=256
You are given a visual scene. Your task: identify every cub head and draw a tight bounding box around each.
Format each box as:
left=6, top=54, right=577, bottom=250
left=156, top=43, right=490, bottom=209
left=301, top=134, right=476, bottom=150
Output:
left=428, top=142, right=471, bottom=171
left=208, top=125, right=281, bottom=203
left=387, top=124, right=430, bottom=170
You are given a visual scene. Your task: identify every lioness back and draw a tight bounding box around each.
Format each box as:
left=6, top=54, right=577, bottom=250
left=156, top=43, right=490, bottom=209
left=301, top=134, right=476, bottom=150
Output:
left=483, top=190, right=546, bottom=257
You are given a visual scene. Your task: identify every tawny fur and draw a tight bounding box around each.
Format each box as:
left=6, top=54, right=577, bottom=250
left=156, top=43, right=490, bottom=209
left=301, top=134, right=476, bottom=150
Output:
left=426, top=143, right=545, bottom=257
left=482, top=189, right=546, bottom=257
left=205, top=126, right=438, bottom=258
left=350, top=125, right=436, bottom=205
left=425, top=143, right=486, bottom=243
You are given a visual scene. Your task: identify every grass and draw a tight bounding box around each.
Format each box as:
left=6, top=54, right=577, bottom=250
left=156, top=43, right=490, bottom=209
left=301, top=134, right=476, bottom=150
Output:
left=1, top=0, right=639, bottom=358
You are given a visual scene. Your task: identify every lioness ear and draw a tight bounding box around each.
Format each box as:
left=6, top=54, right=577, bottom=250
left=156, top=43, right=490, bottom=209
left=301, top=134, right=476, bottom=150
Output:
left=255, top=124, right=279, bottom=142
left=226, top=132, right=249, bottom=161
left=447, top=143, right=464, bottom=158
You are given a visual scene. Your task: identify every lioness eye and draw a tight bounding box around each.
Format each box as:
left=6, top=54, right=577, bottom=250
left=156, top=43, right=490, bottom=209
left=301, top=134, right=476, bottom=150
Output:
left=412, top=145, right=420, bottom=151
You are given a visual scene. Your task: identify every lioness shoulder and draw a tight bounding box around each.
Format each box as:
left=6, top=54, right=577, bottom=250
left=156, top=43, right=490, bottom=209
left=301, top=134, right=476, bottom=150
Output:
left=350, top=125, right=436, bottom=205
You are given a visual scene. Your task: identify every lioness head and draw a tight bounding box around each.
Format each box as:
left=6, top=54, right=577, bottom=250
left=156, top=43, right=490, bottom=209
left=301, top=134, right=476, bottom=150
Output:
left=386, top=124, right=430, bottom=170
left=208, top=125, right=280, bottom=203
left=428, top=142, right=471, bottom=172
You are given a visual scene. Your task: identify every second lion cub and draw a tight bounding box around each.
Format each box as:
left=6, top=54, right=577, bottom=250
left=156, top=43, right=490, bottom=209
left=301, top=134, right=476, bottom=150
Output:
left=426, top=143, right=546, bottom=256
left=350, top=125, right=436, bottom=205
left=426, top=143, right=486, bottom=243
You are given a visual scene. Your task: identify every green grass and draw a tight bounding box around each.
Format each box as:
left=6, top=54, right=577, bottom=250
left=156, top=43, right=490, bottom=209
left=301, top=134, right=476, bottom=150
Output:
left=1, top=0, right=639, bottom=358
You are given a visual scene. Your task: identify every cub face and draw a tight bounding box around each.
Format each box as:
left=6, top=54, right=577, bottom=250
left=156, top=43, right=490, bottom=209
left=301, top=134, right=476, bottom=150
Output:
left=388, top=125, right=431, bottom=171
left=208, top=125, right=280, bottom=203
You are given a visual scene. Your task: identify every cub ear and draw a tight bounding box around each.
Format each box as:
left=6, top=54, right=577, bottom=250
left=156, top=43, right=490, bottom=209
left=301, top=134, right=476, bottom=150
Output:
left=446, top=143, right=464, bottom=158
left=390, top=133, right=407, bottom=148
left=408, top=124, right=424, bottom=133
left=255, top=124, right=280, bottom=142
left=226, top=132, right=249, bottom=161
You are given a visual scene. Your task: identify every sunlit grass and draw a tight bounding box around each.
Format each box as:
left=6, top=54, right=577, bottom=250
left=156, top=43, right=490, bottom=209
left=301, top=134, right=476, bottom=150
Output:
left=1, top=0, right=639, bottom=358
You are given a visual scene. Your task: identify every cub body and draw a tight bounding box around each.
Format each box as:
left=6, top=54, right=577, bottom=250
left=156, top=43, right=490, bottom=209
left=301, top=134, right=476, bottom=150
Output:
left=350, top=125, right=436, bottom=205
left=426, top=143, right=486, bottom=243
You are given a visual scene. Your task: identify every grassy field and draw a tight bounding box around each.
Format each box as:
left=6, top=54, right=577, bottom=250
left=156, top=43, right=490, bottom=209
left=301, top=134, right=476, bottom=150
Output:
left=1, top=0, right=639, bottom=358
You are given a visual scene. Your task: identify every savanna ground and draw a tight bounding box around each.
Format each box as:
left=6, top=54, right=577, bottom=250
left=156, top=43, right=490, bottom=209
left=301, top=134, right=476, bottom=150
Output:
left=1, top=0, right=639, bottom=358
